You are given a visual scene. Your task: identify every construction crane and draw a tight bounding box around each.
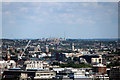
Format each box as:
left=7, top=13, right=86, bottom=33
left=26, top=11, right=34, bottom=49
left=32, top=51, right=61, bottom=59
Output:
left=18, top=40, right=31, bottom=60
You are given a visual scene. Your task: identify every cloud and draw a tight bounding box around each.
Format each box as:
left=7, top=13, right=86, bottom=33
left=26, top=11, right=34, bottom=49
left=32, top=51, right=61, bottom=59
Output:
left=3, top=2, right=11, bottom=6
left=2, top=2, right=116, bottom=26
left=66, top=8, right=73, bottom=12
left=25, top=15, right=36, bottom=19
left=8, top=20, right=15, bottom=24
left=49, top=8, right=54, bottom=13
left=59, top=13, right=75, bottom=18
left=77, top=18, right=84, bottom=24
left=76, top=17, right=96, bottom=24
left=2, top=2, right=118, bottom=39
left=20, top=7, right=28, bottom=12
left=107, top=8, right=117, bottom=15
left=80, top=2, right=103, bottom=9
left=88, top=20, right=96, bottom=24
left=81, top=3, right=89, bottom=7
left=4, top=11, right=11, bottom=16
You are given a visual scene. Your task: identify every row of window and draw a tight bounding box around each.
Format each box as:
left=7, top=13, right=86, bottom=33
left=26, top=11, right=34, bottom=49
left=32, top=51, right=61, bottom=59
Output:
left=27, top=65, right=43, bottom=68
left=92, top=58, right=102, bottom=63
left=36, top=73, right=54, bottom=76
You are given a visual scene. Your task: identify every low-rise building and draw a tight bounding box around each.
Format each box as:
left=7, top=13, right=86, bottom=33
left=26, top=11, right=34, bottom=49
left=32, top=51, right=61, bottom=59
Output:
left=24, top=60, right=49, bottom=70
left=92, top=64, right=107, bottom=74
left=79, top=55, right=102, bottom=64
left=34, top=71, right=56, bottom=79
left=2, top=69, right=56, bottom=80
left=0, top=60, right=16, bottom=74
left=109, top=67, right=120, bottom=80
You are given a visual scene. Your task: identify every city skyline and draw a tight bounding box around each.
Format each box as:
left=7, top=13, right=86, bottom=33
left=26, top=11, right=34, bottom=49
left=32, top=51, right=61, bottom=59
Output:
left=2, top=2, right=118, bottom=39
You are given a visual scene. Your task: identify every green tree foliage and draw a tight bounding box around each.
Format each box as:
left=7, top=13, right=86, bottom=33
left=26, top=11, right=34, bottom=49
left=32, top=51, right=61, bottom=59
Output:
left=59, top=63, right=92, bottom=68
left=49, top=49, right=78, bottom=53
left=73, top=57, right=79, bottom=61
left=107, top=62, right=120, bottom=68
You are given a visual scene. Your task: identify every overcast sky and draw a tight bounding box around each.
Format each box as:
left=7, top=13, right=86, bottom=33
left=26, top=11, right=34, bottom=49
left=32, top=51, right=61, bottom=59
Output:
left=2, top=2, right=118, bottom=39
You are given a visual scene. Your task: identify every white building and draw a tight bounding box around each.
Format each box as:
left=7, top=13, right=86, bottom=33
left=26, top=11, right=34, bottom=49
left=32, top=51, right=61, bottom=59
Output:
left=91, top=55, right=102, bottom=64
left=34, top=71, right=56, bottom=79
left=0, top=60, right=16, bottom=74
left=29, top=45, right=41, bottom=53
left=24, top=60, right=49, bottom=70
left=74, top=71, right=86, bottom=78
left=45, top=45, right=49, bottom=53
left=79, top=55, right=103, bottom=64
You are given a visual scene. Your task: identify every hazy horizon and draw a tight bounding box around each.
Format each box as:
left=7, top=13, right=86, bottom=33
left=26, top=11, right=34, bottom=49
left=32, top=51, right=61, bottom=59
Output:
left=1, top=37, right=119, bottom=40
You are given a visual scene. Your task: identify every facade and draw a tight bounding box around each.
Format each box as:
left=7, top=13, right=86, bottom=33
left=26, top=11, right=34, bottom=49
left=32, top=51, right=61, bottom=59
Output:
left=74, top=71, right=88, bottom=78
left=24, top=60, right=49, bottom=70
left=2, top=70, right=35, bottom=80
left=45, top=45, right=49, bottom=53
left=0, top=60, right=16, bottom=74
left=34, top=71, right=56, bottom=79
left=91, top=55, right=102, bottom=64
left=2, top=70, right=56, bottom=80
left=92, top=64, right=107, bottom=74
left=79, top=55, right=102, bottom=64
left=53, top=68, right=92, bottom=79
left=28, top=45, right=41, bottom=53
left=109, top=67, right=120, bottom=80
left=72, top=43, right=75, bottom=51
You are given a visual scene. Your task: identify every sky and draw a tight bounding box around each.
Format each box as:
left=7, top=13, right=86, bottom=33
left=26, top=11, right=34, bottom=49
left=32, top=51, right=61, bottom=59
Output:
left=2, top=2, right=118, bottom=39
left=0, top=2, right=2, bottom=39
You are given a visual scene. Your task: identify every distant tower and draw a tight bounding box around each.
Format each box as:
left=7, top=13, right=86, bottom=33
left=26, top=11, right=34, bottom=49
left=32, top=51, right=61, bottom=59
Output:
left=45, top=45, right=49, bottom=53
left=7, top=47, right=11, bottom=61
left=55, top=44, right=58, bottom=50
left=37, top=45, right=41, bottom=51
left=64, top=37, right=66, bottom=41
left=72, top=43, right=75, bottom=51
left=0, top=43, right=2, bottom=61
left=64, top=31, right=66, bottom=41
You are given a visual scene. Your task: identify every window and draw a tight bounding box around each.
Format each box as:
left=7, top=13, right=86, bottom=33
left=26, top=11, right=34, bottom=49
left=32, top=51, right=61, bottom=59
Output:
left=99, top=59, right=101, bottom=63
left=37, top=74, right=39, bottom=76
left=96, top=59, right=97, bottom=62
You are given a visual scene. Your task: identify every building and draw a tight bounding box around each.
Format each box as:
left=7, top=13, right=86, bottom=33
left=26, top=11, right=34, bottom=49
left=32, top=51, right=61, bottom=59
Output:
left=2, top=70, right=56, bottom=80
left=92, top=64, right=107, bottom=74
left=53, top=68, right=92, bottom=79
left=6, top=47, right=11, bottom=61
left=28, top=45, right=41, bottom=53
left=74, top=71, right=89, bottom=78
left=2, top=70, right=35, bottom=80
left=72, top=43, right=75, bottom=51
left=0, top=60, right=16, bottom=80
left=24, top=60, right=49, bottom=70
left=45, top=45, right=49, bottom=53
left=0, top=60, right=16, bottom=73
left=34, top=71, right=56, bottom=79
left=55, top=53, right=67, bottom=62
left=79, top=55, right=102, bottom=64
left=109, top=67, right=120, bottom=80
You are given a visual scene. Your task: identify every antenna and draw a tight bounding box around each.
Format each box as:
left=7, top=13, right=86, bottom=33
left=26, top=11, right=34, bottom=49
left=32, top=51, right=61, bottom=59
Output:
left=64, top=31, right=66, bottom=40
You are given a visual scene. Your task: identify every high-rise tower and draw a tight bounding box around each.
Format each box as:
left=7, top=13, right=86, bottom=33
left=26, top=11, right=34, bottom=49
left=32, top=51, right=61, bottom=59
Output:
left=45, top=45, right=49, bottom=53
left=72, top=43, right=75, bottom=51
left=7, top=47, right=11, bottom=61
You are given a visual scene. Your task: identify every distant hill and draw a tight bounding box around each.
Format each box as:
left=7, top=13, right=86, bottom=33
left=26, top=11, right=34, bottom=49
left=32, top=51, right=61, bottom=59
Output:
left=67, top=38, right=119, bottom=41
